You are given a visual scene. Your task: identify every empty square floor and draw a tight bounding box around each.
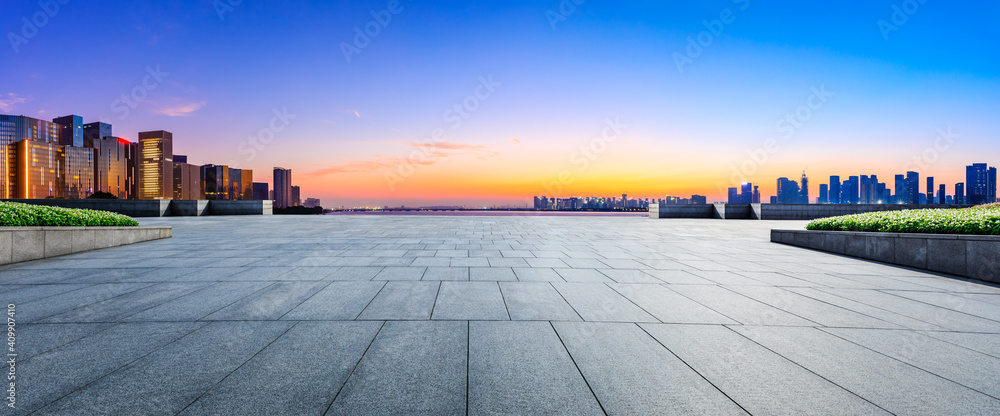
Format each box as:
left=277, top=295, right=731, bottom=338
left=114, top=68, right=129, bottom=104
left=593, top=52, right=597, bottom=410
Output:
left=4, top=215, right=1000, bottom=415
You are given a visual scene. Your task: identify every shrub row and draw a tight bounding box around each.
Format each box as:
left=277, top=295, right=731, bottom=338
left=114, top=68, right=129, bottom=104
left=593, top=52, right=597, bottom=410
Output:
left=806, top=204, right=1000, bottom=235
left=0, top=202, right=140, bottom=227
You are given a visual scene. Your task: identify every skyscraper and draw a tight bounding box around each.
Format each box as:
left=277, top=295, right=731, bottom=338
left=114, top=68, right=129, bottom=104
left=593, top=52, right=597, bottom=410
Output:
left=201, top=164, right=229, bottom=200
left=273, top=167, right=292, bottom=208
left=938, top=184, right=946, bottom=204
left=173, top=162, right=203, bottom=200
left=819, top=184, right=829, bottom=204
left=905, top=171, right=920, bottom=204
left=800, top=173, right=809, bottom=204
left=776, top=177, right=800, bottom=204
left=894, top=174, right=905, bottom=204
left=52, top=115, right=83, bottom=147
left=93, top=136, right=137, bottom=199
left=728, top=187, right=739, bottom=204
left=842, top=176, right=860, bottom=204
left=63, top=146, right=95, bottom=198
left=253, top=182, right=269, bottom=201
left=966, top=163, right=997, bottom=205
left=956, top=183, right=965, bottom=205
left=0, top=115, right=62, bottom=198
left=82, top=122, right=112, bottom=147
left=926, top=177, right=935, bottom=205
left=292, top=185, right=301, bottom=206
left=829, top=176, right=841, bottom=204
left=138, top=130, right=174, bottom=200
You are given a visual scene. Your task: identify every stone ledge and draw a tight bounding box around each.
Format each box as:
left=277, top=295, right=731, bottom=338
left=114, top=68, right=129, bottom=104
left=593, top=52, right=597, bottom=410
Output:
left=771, top=229, right=1000, bottom=284
left=0, top=226, right=171, bottom=265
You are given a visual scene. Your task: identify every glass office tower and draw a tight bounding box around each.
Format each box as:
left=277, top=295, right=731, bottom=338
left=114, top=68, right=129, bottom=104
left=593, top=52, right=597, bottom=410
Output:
left=138, top=130, right=174, bottom=199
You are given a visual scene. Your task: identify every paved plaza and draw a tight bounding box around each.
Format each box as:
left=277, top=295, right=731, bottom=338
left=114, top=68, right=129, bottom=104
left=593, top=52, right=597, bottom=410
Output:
left=4, top=215, right=1000, bottom=415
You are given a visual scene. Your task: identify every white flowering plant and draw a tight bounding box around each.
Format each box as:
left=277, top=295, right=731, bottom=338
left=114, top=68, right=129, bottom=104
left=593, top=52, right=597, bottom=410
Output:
left=806, top=204, right=1000, bottom=235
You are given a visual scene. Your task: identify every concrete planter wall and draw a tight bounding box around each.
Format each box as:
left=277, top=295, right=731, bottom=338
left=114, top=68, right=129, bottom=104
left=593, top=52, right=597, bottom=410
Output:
left=0, top=226, right=172, bottom=265
left=771, top=229, right=1000, bottom=283
left=1, top=199, right=272, bottom=217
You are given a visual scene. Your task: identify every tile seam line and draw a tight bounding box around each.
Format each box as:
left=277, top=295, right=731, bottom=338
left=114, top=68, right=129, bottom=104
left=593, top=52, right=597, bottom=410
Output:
left=548, top=321, right=609, bottom=416
left=25, top=321, right=212, bottom=416
left=634, top=323, right=753, bottom=415
left=781, top=287, right=942, bottom=330
left=174, top=321, right=301, bottom=415
left=817, top=327, right=1000, bottom=402
left=809, top=286, right=978, bottom=331
left=194, top=282, right=278, bottom=321
left=876, top=289, right=1000, bottom=324
left=312, top=319, right=387, bottom=416
left=21, top=282, right=158, bottom=323
left=352, top=281, right=390, bottom=320
left=722, top=324, right=897, bottom=414
left=275, top=280, right=341, bottom=321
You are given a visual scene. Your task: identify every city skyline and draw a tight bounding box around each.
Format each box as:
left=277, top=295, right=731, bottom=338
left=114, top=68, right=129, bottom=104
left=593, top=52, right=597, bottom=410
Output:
left=3, top=1, right=998, bottom=206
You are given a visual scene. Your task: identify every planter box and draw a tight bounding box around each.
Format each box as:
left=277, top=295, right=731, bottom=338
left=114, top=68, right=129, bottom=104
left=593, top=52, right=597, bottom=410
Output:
left=0, top=226, right=171, bottom=265
left=771, top=229, right=1000, bottom=283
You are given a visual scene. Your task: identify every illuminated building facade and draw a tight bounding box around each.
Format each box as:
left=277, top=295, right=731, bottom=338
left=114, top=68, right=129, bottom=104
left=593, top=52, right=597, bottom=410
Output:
left=201, top=164, right=229, bottom=200
left=63, top=146, right=95, bottom=198
left=0, top=115, right=62, bottom=198
left=173, top=162, right=203, bottom=200
left=93, top=137, right=137, bottom=199
left=14, top=140, right=62, bottom=199
left=138, top=130, right=174, bottom=199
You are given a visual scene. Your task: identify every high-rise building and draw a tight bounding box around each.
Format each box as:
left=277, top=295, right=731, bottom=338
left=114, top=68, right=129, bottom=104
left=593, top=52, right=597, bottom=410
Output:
left=967, top=163, right=997, bottom=205
left=842, top=176, right=860, bottom=204
left=776, top=177, right=800, bottom=204
left=740, top=182, right=753, bottom=203
left=240, top=169, right=253, bottom=200
left=955, top=183, right=965, bottom=205
left=691, top=195, right=707, bottom=205
left=253, top=182, right=269, bottom=201
left=938, top=184, right=946, bottom=204
left=752, top=186, right=760, bottom=203
left=291, top=185, right=301, bottom=207
left=138, top=130, right=174, bottom=199
left=926, top=177, right=935, bottom=205
left=13, top=140, right=62, bottom=198
left=173, top=162, right=203, bottom=200
left=303, top=198, right=321, bottom=208
left=829, top=176, right=841, bottom=204
left=727, top=187, right=739, bottom=204
left=273, top=167, right=292, bottom=208
left=201, top=164, right=230, bottom=200
left=894, top=174, right=905, bottom=204
left=62, top=146, right=95, bottom=198
left=93, top=137, right=137, bottom=199
left=52, top=115, right=83, bottom=147
left=82, top=122, right=112, bottom=148
left=819, top=184, right=829, bottom=204
left=0, top=115, right=62, bottom=198
left=905, top=171, right=920, bottom=204
left=800, top=173, right=809, bottom=204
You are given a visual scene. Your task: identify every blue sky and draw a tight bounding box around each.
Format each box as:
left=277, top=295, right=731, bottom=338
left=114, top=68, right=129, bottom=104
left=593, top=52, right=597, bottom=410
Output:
left=2, top=0, right=998, bottom=206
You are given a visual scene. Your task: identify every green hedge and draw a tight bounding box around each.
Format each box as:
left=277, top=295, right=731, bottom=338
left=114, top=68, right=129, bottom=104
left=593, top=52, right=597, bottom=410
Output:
left=0, top=202, right=140, bottom=227
left=806, top=204, right=1000, bottom=235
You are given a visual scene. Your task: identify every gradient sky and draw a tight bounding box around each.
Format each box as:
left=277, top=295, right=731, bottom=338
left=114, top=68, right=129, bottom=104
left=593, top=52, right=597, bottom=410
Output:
left=3, top=0, right=998, bottom=207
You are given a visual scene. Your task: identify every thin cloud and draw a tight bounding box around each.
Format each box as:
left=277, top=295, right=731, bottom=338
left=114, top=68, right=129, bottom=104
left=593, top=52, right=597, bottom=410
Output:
left=404, top=141, right=488, bottom=151
left=509, top=137, right=521, bottom=144
left=155, top=100, right=206, bottom=117
left=307, top=140, right=499, bottom=178
left=0, top=93, right=32, bottom=112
